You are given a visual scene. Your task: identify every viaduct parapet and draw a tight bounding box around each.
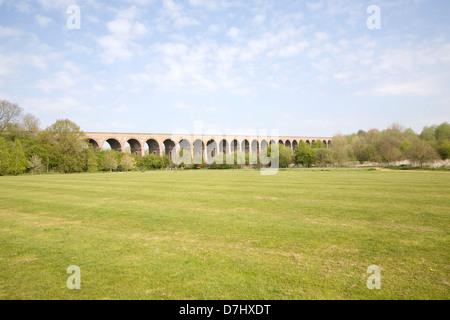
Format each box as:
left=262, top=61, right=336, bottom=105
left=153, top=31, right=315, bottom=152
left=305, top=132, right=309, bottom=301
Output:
left=85, top=132, right=332, bottom=158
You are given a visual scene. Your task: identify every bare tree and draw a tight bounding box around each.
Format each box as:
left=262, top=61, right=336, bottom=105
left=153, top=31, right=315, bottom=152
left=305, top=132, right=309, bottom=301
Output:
left=0, top=100, right=23, bottom=132
left=21, top=113, right=40, bottom=133
left=28, top=155, right=44, bottom=174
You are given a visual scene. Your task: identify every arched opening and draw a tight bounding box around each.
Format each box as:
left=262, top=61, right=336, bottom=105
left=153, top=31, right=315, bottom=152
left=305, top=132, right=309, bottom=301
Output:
left=306, top=140, right=311, bottom=146
left=104, top=138, right=122, bottom=152
left=270, top=140, right=276, bottom=146
left=328, top=140, right=331, bottom=148
left=278, top=140, right=284, bottom=145
left=241, top=139, right=250, bottom=153
left=193, top=139, right=205, bottom=164
left=292, top=140, right=298, bottom=151
left=260, top=140, right=268, bottom=153
left=163, top=139, right=175, bottom=158
left=219, top=140, right=228, bottom=154
left=88, top=138, right=100, bottom=150
left=206, top=139, right=217, bottom=161
left=125, top=139, right=142, bottom=155
left=177, top=139, right=191, bottom=162
left=231, top=139, right=239, bottom=152
left=323, top=140, right=327, bottom=147
left=251, top=140, right=259, bottom=154
left=285, top=140, right=291, bottom=148
left=250, top=140, right=259, bottom=165
left=146, top=139, right=160, bottom=156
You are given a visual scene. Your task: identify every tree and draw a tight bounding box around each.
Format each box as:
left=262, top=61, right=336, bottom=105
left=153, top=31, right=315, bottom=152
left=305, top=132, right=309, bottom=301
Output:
left=420, top=125, right=437, bottom=143
left=376, top=124, right=405, bottom=163
left=120, top=154, right=136, bottom=171
left=84, top=146, right=99, bottom=173
left=0, top=100, right=23, bottom=132
left=330, top=133, right=349, bottom=166
left=20, top=113, right=40, bottom=134
left=294, top=141, right=315, bottom=167
left=314, top=148, right=333, bottom=167
left=0, top=137, right=9, bottom=175
left=278, top=144, right=293, bottom=168
left=437, top=139, right=450, bottom=160
left=103, top=151, right=118, bottom=172
left=351, top=136, right=375, bottom=164
left=435, top=122, right=450, bottom=141
left=311, top=140, right=325, bottom=149
left=44, top=119, right=88, bottom=173
left=8, top=140, right=27, bottom=175
left=405, top=138, right=438, bottom=167
left=28, top=155, right=44, bottom=174
left=34, top=131, right=54, bottom=173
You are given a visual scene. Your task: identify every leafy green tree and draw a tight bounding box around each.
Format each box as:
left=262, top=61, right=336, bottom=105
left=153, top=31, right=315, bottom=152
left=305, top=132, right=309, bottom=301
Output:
left=0, top=136, right=10, bottom=175
left=84, top=147, right=99, bottom=173
left=103, top=150, right=118, bottom=172
left=330, top=133, right=349, bottom=166
left=8, top=140, right=27, bottom=175
left=435, top=122, right=450, bottom=141
left=376, top=124, right=405, bottom=163
left=44, top=119, right=88, bottom=173
left=278, top=144, right=293, bottom=168
left=120, top=154, right=136, bottom=171
left=294, top=141, right=315, bottom=167
left=420, top=125, right=437, bottom=143
left=405, top=138, right=439, bottom=167
left=437, top=139, right=450, bottom=160
left=314, top=148, right=333, bottom=167
left=161, top=154, right=170, bottom=168
left=351, top=136, right=372, bottom=164
left=311, top=140, right=325, bottom=149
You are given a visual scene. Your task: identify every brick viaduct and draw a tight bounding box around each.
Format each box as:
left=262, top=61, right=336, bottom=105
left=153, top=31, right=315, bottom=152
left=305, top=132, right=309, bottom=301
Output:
left=85, top=132, right=332, bottom=159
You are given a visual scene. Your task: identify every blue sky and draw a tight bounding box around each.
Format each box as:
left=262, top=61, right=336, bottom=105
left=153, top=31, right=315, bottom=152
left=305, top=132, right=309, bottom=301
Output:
left=0, top=0, right=449, bottom=137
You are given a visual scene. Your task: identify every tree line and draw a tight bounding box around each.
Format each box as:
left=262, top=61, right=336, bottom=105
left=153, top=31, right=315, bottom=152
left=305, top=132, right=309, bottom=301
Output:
left=0, top=99, right=449, bottom=175
left=288, top=122, right=450, bottom=168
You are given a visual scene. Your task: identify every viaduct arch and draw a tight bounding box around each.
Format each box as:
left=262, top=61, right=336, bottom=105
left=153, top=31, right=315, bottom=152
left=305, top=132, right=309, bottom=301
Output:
left=86, top=132, right=332, bottom=159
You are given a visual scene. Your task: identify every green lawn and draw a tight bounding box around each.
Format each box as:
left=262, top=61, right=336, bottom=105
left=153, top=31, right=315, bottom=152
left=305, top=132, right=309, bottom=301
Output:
left=0, top=168, right=448, bottom=299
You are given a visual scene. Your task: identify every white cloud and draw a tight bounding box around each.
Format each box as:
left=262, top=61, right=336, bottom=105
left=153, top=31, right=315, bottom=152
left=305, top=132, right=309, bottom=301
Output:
left=188, top=0, right=230, bottom=10
left=252, top=14, right=265, bottom=24
left=162, top=0, right=200, bottom=28
left=226, top=27, right=240, bottom=40
left=28, top=55, right=48, bottom=69
left=22, top=96, right=83, bottom=114
left=36, top=61, right=81, bottom=93
left=98, top=36, right=134, bottom=63
left=14, top=1, right=32, bottom=13
left=306, top=1, right=324, bottom=11
left=363, top=76, right=447, bottom=97
left=37, top=0, right=74, bottom=10
left=0, top=25, right=23, bottom=37
left=34, top=14, right=53, bottom=27
left=98, top=6, right=148, bottom=63
left=40, top=0, right=78, bottom=10
left=0, top=52, right=19, bottom=76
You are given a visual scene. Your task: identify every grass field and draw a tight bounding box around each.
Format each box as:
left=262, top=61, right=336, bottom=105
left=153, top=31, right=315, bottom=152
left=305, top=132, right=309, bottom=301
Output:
left=0, top=168, right=448, bottom=299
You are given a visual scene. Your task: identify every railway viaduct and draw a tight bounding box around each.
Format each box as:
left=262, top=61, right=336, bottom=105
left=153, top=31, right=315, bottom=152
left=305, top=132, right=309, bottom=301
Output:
left=85, top=132, right=332, bottom=159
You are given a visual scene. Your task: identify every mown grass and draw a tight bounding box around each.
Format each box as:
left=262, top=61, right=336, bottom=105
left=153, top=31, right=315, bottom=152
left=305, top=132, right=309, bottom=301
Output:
left=0, top=168, right=448, bottom=299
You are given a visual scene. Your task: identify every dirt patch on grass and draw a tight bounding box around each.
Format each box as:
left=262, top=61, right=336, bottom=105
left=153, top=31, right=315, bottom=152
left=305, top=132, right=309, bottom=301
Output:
left=253, top=196, right=280, bottom=200
left=374, top=167, right=450, bottom=173
left=14, top=257, right=39, bottom=264
left=323, top=245, right=360, bottom=254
